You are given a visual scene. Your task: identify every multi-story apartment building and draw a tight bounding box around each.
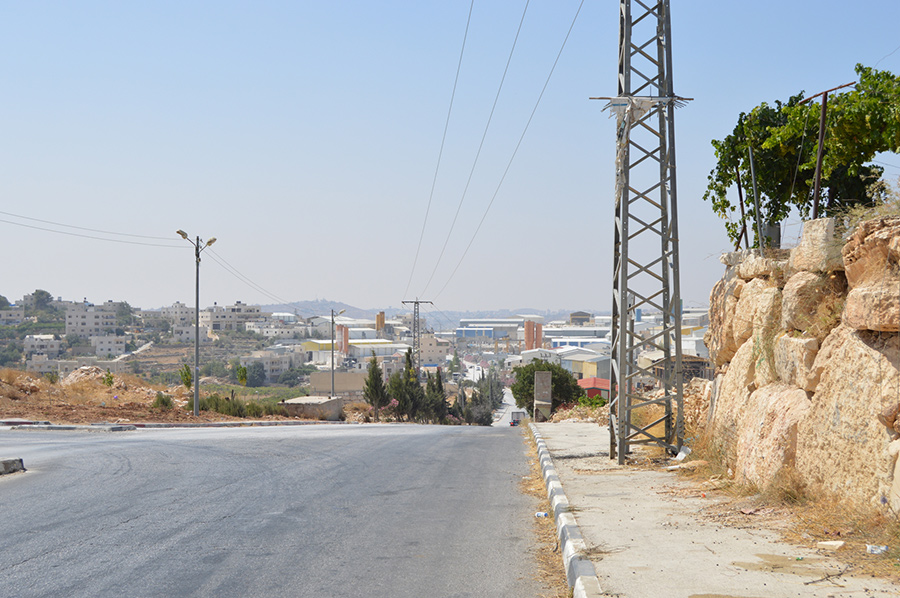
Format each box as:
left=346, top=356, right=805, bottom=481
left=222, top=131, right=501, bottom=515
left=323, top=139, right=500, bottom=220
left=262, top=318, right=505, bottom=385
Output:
left=66, top=304, right=116, bottom=336
left=160, top=301, right=196, bottom=326
left=0, top=306, right=25, bottom=326
left=199, top=301, right=264, bottom=332
left=91, top=335, right=127, bottom=358
left=24, top=334, right=63, bottom=358
left=419, top=334, right=451, bottom=367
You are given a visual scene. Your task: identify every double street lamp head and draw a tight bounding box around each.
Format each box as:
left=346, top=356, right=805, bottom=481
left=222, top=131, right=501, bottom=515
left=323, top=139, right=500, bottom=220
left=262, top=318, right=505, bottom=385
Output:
left=176, top=230, right=217, bottom=249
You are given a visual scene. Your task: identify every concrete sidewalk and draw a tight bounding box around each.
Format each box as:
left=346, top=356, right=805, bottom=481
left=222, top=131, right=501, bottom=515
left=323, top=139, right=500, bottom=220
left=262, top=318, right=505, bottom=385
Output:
left=534, top=422, right=899, bottom=598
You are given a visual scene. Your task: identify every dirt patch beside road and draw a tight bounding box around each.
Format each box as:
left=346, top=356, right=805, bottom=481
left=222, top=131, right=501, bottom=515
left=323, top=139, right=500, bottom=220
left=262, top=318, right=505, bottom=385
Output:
left=0, top=367, right=298, bottom=425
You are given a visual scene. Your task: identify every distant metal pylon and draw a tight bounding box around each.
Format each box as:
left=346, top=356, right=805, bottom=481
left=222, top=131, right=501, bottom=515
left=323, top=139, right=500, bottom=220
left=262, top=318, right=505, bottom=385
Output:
left=402, top=298, right=432, bottom=376
left=592, top=0, right=687, bottom=463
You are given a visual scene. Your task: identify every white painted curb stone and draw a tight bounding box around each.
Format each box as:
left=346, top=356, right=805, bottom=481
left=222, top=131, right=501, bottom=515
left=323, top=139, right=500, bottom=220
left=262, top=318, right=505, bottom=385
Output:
left=529, top=424, right=603, bottom=598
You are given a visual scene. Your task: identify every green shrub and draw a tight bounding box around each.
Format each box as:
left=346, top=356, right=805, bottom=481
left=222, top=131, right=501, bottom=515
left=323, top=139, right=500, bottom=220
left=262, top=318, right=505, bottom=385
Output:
left=578, top=394, right=607, bottom=409
left=263, top=402, right=287, bottom=417
left=246, top=401, right=263, bottom=418
left=152, top=392, right=174, bottom=410
left=101, top=369, right=114, bottom=387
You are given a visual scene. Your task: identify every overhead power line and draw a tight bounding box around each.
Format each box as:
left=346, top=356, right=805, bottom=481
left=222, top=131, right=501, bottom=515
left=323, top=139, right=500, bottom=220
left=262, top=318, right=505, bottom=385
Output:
left=0, top=216, right=183, bottom=248
left=404, top=0, right=476, bottom=299
left=420, top=0, right=532, bottom=297
left=0, top=209, right=175, bottom=241
left=205, top=248, right=309, bottom=314
left=434, top=0, right=586, bottom=300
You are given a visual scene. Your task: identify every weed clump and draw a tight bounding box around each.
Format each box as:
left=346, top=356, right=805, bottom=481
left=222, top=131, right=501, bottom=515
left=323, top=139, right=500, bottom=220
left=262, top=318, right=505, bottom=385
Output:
left=152, top=392, right=174, bottom=410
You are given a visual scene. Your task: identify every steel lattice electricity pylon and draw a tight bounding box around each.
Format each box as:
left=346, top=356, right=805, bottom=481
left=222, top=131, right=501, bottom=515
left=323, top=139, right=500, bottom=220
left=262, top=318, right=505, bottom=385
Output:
left=402, top=299, right=432, bottom=377
left=592, top=0, right=688, bottom=464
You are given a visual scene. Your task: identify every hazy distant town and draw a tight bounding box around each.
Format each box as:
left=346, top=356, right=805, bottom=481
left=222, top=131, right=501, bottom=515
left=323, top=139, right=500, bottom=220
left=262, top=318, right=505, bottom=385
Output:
left=0, top=289, right=712, bottom=401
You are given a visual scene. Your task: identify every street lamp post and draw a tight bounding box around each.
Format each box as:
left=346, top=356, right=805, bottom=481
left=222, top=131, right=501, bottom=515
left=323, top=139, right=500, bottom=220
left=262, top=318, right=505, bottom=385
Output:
left=177, top=230, right=216, bottom=417
left=331, top=308, right=345, bottom=398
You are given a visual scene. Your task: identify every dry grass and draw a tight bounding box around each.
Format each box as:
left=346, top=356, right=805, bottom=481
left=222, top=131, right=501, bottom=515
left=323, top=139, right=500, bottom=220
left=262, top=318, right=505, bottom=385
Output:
left=520, top=430, right=573, bottom=598
left=679, top=414, right=900, bottom=582
left=783, top=495, right=900, bottom=581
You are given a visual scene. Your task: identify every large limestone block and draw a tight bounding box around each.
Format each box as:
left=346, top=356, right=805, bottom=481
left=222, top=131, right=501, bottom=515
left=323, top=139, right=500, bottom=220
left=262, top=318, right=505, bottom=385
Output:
left=732, top=278, right=778, bottom=349
left=796, top=324, right=900, bottom=509
left=889, top=440, right=900, bottom=513
left=738, top=253, right=788, bottom=282
left=842, top=217, right=900, bottom=287
left=790, top=218, right=844, bottom=273
left=705, top=271, right=745, bottom=366
left=734, top=384, right=810, bottom=489
left=730, top=279, right=782, bottom=388
left=710, top=339, right=757, bottom=464
left=774, top=334, right=818, bottom=391
left=842, top=217, right=900, bottom=332
left=843, top=286, right=900, bottom=332
left=781, top=271, right=847, bottom=337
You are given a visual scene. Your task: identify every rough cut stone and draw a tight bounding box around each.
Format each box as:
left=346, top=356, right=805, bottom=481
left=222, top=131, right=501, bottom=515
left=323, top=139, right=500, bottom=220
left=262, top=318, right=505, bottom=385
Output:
left=796, top=324, right=900, bottom=508
left=774, top=334, right=819, bottom=391
left=843, top=286, right=900, bottom=332
left=734, top=384, right=810, bottom=489
left=738, top=253, right=788, bottom=282
left=790, top=217, right=844, bottom=273
left=732, top=278, right=777, bottom=349
left=720, top=251, right=748, bottom=267
left=841, top=217, right=900, bottom=332
left=889, top=440, right=900, bottom=512
left=781, top=271, right=845, bottom=334
left=705, top=271, right=745, bottom=366
left=842, top=217, right=900, bottom=287
left=709, top=339, right=757, bottom=465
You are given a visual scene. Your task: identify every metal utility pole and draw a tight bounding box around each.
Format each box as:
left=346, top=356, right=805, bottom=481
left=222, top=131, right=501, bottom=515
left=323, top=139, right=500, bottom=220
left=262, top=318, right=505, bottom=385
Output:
left=591, top=0, right=687, bottom=463
left=176, top=230, right=216, bottom=417
left=402, top=299, right=432, bottom=377
left=800, top=81, right=855, bottom=219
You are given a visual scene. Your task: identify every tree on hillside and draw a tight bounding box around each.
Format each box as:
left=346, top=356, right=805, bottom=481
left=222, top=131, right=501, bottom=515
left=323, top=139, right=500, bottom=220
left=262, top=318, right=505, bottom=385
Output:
left=463, top=388, right=494, bottom=426
left=703, top=64, right=900, bottom=247
left=424, top=370, right=448, bottom=423
left=476, top=365, right=504, bottom=410
left=116, top=302, right=134, bottom=326
left=363, top=352, right=389, bottom=420
left=32, top=289, right=52, bottom=311
left=246, top=362, right=266, bottom=387
left=510, top=360, right=584, bottom=416
left=387, top=370, right=407, bottom=420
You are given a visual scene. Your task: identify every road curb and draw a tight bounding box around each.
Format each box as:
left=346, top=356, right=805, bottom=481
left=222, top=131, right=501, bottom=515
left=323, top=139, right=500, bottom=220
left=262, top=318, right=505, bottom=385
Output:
left=11, top=424, right=137, bottom=432
left=4, top=419, right=353, bottom=431
left=529, top=423, right=603, bottom=598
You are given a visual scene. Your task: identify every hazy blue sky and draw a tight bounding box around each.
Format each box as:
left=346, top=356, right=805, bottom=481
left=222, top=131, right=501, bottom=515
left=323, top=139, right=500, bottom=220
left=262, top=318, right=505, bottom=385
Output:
left=2, top=1, right=899, bottom=315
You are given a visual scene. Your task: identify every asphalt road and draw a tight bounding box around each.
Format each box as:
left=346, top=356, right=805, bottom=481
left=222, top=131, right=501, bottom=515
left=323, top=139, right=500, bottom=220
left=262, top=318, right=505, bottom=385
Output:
left=0, top=424, right=542, bottom=598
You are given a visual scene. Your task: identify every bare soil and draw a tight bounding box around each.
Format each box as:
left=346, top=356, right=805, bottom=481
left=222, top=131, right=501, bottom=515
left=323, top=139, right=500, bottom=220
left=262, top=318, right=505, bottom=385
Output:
left=0, top=367, right=302, bottom=424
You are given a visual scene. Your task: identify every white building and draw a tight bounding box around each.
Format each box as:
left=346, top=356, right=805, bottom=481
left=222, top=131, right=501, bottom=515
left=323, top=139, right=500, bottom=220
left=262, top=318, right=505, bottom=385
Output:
left=66, top=304, right=116, bottom=336
left=521, top=348, right=560, bottom=365
left=0, top=306, right=25, bottom=326
left=160, top=301, right=195, bottom=326
left=199, top=301, right=265, bottom=332
left=420, top=334, right=452, bottom=367
left=172, top=325, right=211, bottom=343
left=24, top=335, right=63, bottom=358
left=91, top=335, right=127, bottom=358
